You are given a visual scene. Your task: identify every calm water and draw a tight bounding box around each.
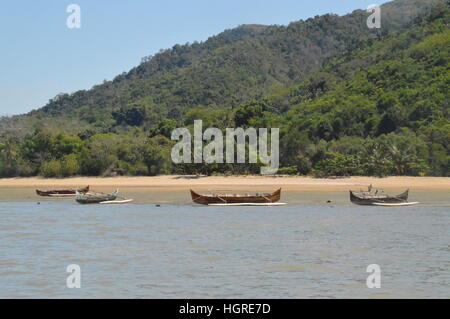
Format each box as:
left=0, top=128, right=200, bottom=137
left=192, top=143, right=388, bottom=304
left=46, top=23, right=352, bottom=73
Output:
left=0, top=201, right=449, bottom=298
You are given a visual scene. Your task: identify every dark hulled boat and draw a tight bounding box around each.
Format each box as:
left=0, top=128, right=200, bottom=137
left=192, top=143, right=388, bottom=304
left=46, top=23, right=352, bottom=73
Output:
left=191, top=189, right=281, bottom=205
left=349, top=187, right=409, bottom=206
left=36, top=186, right=89, bottom=197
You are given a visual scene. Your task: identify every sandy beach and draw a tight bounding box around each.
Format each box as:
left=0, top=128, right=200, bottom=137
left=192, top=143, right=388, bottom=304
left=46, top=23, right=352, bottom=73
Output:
left=0, top=175, right=449, bottom=191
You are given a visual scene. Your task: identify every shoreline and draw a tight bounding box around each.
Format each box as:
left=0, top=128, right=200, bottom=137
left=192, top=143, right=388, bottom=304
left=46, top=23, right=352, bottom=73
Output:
left=0, top=175, right=449, bottom=191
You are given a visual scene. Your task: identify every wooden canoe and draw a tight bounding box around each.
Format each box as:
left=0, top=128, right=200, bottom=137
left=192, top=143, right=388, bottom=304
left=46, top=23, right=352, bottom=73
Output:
left=75, top=190, right=118, bottom=204
left=350, top=189, right=409, bottom=206
left=36, top=186, right=89, bottom=197
left=191, top=188, right=281, bottom=205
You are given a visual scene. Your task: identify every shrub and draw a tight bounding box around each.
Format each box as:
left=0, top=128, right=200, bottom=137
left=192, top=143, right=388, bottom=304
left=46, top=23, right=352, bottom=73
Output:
left=277, top=166, right=298, bottom=175
left=60, top=154, right=80, bottom=176
left=40, top=160, right=62, bottom=177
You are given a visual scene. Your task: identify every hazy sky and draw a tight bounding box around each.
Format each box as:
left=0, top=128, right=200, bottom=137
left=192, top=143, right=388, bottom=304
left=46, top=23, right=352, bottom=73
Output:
left=0, top=0, right=390, bottom=115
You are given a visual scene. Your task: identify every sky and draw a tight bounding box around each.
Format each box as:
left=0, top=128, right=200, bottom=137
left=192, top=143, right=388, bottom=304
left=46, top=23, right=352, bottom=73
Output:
left=0, top=0, right=391, bottom=115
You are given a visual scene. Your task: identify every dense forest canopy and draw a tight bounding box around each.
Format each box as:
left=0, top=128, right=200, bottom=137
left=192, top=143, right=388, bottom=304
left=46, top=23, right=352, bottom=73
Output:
left=0, top=0, right=448, bottom=177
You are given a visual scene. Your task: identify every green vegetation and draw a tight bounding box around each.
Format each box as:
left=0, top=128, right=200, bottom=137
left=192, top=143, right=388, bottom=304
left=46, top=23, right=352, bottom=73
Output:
left=0, top=0, right=448, bottom=177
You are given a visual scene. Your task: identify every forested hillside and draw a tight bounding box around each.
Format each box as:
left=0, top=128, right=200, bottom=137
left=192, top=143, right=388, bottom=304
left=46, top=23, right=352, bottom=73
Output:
left=0, top=0, right=443, bottom=134
left=0, top=0, right=448, bottom=177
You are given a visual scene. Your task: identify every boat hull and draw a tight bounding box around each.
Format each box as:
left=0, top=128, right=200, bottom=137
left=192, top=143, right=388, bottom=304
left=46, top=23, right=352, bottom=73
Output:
left=191, top=189, right=281, bottom=205
left=36, top=186, right=89, bottom=197
left=349, top=190, right=409, bottom=206
left=75, top=191, right=118, bottom=204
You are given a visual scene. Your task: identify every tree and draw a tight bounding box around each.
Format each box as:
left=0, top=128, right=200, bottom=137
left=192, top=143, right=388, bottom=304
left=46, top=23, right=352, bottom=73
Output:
left=112, top=106, right=146, bottom=126
left=386, top=144, right=416, bottom=175
left=0, top=138, right=19, bottom=176
left=149, top=119, right=179, bottom=138
left=361, top=141, right=391, bottom=177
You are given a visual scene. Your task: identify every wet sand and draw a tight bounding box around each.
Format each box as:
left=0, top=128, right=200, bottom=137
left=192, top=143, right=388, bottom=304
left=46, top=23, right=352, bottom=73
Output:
left=0, top=176, right=448, bottom=205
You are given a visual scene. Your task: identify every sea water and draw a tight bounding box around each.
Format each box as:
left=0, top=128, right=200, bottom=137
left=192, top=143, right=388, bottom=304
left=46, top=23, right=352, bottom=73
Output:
left=0, top=200, right=448, bottom=298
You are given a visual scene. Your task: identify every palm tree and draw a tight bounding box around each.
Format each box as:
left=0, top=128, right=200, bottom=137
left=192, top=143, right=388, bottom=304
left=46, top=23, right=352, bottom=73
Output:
left=0, top=138, right=19, bottom=176
left=363, top=141, right=391, bottom=177
left=387, top=144, right=415, bottom=175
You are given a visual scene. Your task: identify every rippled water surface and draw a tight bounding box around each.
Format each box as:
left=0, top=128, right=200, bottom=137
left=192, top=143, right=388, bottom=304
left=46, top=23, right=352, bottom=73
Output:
left=0, top=201, right=448, bottom=298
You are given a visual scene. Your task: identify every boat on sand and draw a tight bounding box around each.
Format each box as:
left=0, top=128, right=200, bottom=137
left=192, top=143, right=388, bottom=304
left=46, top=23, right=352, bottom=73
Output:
left=349, top=185, right=417, bottom=206
left=36, top=186, right=89, bottom=197
left=191, top=188, right=282, bottom=205
left=75, top=190, right=119, bottom=204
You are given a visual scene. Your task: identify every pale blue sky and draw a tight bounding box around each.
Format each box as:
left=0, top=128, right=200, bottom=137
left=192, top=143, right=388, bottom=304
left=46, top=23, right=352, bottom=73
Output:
left=0, top=0, right=390, bottom=115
